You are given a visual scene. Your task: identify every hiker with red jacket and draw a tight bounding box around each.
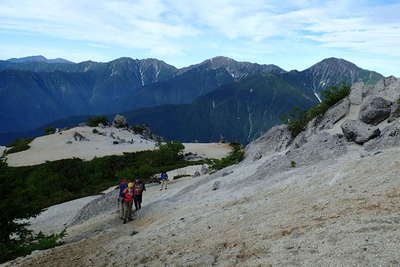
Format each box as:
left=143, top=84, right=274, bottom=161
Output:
left=133, top=179, right=146, bottom=210
left=121, top=182, right=134, bottom=224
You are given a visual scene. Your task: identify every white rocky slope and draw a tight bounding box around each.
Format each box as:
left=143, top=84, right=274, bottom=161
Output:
left=5, top=126, right=231, bottom=166
left=6, top=77, right=400, bottom=266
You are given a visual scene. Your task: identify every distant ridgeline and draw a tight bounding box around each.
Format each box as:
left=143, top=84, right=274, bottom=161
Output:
left=0, top=56, right=383, bottom=145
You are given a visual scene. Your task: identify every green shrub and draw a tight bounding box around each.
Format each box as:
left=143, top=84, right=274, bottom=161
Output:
left=0, top=161, right=65, bottom=264
left=173, top=174, right=191, bottom=180
left=210, top=142, right=244, bottom=171
left=291, top=161, right=296, bottom=168
left=92, top=129, right=99, bottom=134
left=131, top=124, right=147, bottom=134
left=87, top=116, right=108, bottom=127
left=281, top=84, right=351, bottom=137
left=6, top=138, right=34, bottom=154
left=44, top=127, right=56, bottom=135
left=0, top=229, right=66, bottom=264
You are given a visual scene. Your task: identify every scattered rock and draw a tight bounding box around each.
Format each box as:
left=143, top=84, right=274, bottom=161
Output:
left=222, top=170, right=233, bottom=177
left=212, top=181, right=220, bottom=190
left=193, top=171, right=201, bottom=177
left=130, top=231, right=138, bottom=236
left=73, top=132, right=89, bottom=141
left=291, top=232, right=301, bottom=239
left=112, top=114, right=128, bottom=128
left=201, top=165, right=209, bottom=175
left=66, top=141, right=73, bottom=144
left=341, top=120, right=380, bottom=145
left=359, top=96, right=392, bottom=125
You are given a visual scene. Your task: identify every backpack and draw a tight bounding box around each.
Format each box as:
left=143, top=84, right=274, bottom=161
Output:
left=119, top=182, right=128, bottom=198
left=134, top=184, right=143, bottom=195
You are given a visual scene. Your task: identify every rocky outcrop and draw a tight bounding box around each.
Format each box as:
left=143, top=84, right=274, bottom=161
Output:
left=318, top=98, right=350, bottom=130
left=348, top=82, right=364, bottom=105
left=359, top=96, right=392, bottom=125
left=341, top=120, right=380, bottom=145
left=256, top=132, right=347, bottom=177
left=244, top=125, right=292, bottom=162
left=364, top=76, right=400, bottom=102
left=364, top=121, right=400, bottom=151
left=112, top=115, right=128, bottom=128
left=388, top=102, right=400, bottom=123
left=73, top=132, right=89, bottom=141
left=0, top=146, right=6, bottom=158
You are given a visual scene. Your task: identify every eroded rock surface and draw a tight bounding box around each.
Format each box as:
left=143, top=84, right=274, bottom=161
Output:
left=341, top=120, right=380, bottom=144
left=359, top=96, right=392, bottom=125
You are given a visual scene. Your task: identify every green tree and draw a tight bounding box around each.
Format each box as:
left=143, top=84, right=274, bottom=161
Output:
left=281, top=84, right=351, bottom=137
left=87, top=116, right=108, bottom=127
left=44, top=126, right=56, bottom=135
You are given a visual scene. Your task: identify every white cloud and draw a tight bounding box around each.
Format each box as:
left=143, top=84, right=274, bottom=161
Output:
left=0, top=0, right=399, bottom=68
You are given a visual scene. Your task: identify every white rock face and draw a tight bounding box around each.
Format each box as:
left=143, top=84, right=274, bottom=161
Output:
left=365, top=76, right=400, bottom=102
left=244, top=125, right=292, bottom=162
left=348, top=82, right=364, bottom=104
left=0, top=146, right=6, bottom=157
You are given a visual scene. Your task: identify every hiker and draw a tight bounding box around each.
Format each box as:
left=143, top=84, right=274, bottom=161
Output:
left=118, top=181, right=128, bottom=219
left=160, top=171, right=169, bottom=191
left=121, top=182, right=134, bottom=224
left=133, top=179, right=146, bottom=210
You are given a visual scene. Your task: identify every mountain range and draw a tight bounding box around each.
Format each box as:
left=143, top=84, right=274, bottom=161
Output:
left=0, top=56, right=383, bottom=144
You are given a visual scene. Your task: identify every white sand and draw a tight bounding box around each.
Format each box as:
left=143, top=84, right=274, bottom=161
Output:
left=25, top=195, right=101, bottom=234
left=6, top=127, right=231, bottom=167
left=183, top=143, right=232, bottom=159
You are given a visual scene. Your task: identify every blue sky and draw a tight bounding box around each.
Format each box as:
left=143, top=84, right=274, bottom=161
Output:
left=0, top=0, right=399, bottom=76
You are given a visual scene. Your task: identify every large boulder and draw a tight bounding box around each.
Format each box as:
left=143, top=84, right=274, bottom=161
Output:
left=244, top=125, right=292, bottom=162
left=359, top=96, right=392, bottom=125
left=112, top=114, right=128, bottom=128
left=364, top=121, right=400, bottom=151
left=341, top=120, right=380, bottom=145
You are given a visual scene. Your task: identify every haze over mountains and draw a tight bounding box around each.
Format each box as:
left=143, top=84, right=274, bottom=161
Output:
left=0, top=56, right=383, bottom=144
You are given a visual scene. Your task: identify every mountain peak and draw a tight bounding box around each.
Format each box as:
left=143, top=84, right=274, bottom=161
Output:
left=310, top=57, right=358, bottom=70
left=7, top=55, right=73, bottom=64
left=180, top=56, right=286, bottom=78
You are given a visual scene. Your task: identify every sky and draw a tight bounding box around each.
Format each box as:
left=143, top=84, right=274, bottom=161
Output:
left=0, top=0, right=399, bottom=76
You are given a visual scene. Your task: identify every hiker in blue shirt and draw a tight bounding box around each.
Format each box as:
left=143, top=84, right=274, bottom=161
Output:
left=160, top=171, right=169, bottom=191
